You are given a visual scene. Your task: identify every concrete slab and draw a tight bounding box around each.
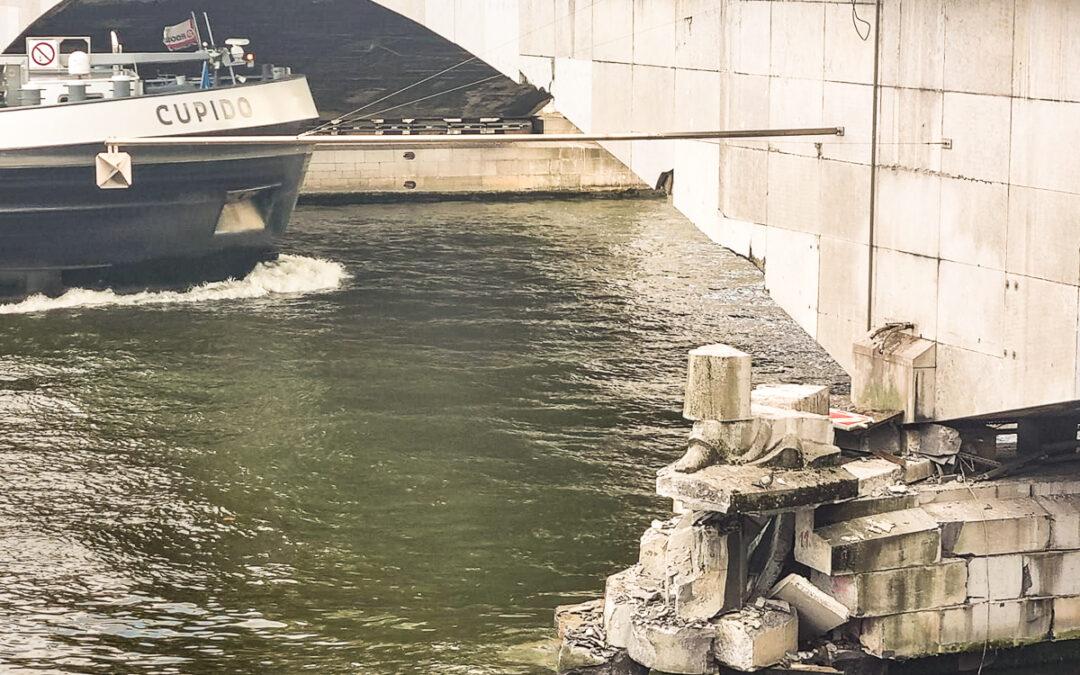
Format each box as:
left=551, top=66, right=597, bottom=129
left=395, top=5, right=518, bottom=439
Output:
left=1034, top=495, right=1080, bottom=550
left=604, top=566, right=660, bottom=649
left=860, top=598, right=1052, bottom=659
left=1025, top=550, right=1080, bottom=597
left=923, top=498, right=1051, bottom=556
left=841, top=458, right=905, bottom=497
left=657, top=464, right=858, bottom=515
left=665, top=516, right=745, bottom=621
left=751, top=384, right=831, bottom=416
left=770, top=573, right=849, bottom=637
left=1052, top=596, right=1080, bottom=640
left=712, top=603, right=798, bottom=672
left=815, top=493, right=920, bottom=527
left=627, top=618, right=715, bottom=675
left=903, top=457, right=935, bottom=484
left=795, top=508, right=941, bottom=575
left=967, top=555, right=1023, bottom=602
left=812, top=559, right=966, bottom=617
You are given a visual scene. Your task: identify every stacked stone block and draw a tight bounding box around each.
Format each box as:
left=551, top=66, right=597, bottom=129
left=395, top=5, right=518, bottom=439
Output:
left=555, top=344, right=1080, bottom=672
left=800, top=488, right=1080, bottom=659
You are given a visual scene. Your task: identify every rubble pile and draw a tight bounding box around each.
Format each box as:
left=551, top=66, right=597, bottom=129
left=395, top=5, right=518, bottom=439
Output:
left=555, top=344, right=1080, bottom=673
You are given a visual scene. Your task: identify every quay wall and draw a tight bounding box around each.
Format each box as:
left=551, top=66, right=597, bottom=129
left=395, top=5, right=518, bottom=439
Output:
left=374, top=0, right=1080, bottom=422
left=302, top=140, right=647, bottom=197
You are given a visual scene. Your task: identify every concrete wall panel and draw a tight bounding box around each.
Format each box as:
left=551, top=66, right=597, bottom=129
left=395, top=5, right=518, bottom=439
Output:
left=874, top=169, right=941, bottom=259
left=552, top=57, right=594, bottom=131
left=1010, top=98, right=1080, bottom=194
left=769, top=1, right=824, bottom=80
left=629, top=65, right=675, bottom=183
left=1004, top=275, right=1080, bottom=406
left=872, top=248, right=939, bottom=341
left=940, top=178, right=1007, bottom=270
left=941, top=92, right=1011, bottom=183
left=820, top=160, right=871, bottom=244
left=1013, top=0, right=1080, bottom=103
left=767, top=153, right=822, bottom=236
left=520, top=0, right=556, bottom=57
left=768, top=77, right=824, bottom=158
left=944, top=0, right=1014, bottom=96
left=632, top=0, right=676, bottom=68
left=674, top=68, right=723, bottom=131
left=1006, top=186, right=1080, bottom=287
left=824, top=2, right=876, bottom=85
left=592, top=0, right=634, bottom=63
left=937, top=261, right=1005, bottom=356
left=673, top=141, right=721, bottom=231
left=822, top=81, right=873, bottom=164
left=876, top=87, right=944, bottom=173
left=675, top=0, right=725, bottom=71
left=765, top=227, right=820, bottom=337
left=894, top=0, right=945, bottom=90
left=720, top=145, right=768, bottom=225
left=730, top=0, right=771, bottom=77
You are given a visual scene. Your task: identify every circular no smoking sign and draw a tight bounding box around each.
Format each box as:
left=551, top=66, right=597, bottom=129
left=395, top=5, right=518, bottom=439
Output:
left=31, top=42, right=56, bottom=67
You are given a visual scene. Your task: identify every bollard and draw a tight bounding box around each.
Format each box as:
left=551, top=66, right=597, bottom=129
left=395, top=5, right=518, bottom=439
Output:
left=683, top=344, right=752, bottom=421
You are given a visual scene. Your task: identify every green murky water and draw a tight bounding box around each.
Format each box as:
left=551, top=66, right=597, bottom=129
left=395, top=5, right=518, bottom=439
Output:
left=0, top=198, right=845, bottom=673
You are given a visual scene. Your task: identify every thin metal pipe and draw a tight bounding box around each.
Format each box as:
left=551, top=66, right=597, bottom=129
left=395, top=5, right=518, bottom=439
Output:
left=866, top=0, right=883, bottom=332
left=106, top=126, right=845, bottom=148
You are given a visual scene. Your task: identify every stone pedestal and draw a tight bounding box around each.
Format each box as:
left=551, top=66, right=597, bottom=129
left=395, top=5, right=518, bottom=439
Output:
left=683, top=345, right=752, bottom=422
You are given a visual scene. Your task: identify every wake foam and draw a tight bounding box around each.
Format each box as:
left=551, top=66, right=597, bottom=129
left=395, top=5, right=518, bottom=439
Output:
left=0, top=255, right=349, bottom=315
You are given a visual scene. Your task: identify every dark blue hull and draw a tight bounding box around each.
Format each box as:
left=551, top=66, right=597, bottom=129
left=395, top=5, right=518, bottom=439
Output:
left=0, top=134, right=311, bottom=294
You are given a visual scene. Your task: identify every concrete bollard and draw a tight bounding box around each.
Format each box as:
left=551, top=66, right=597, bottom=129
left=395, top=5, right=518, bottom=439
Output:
left=683, top=344, right=752, bottom=422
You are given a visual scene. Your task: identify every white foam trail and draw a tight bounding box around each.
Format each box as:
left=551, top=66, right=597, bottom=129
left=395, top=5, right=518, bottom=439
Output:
left=0, top=254, right=349, bottom=315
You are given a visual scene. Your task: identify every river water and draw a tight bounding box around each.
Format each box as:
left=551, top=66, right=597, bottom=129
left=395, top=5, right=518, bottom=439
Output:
left=0, top=198, right=846, bottom=674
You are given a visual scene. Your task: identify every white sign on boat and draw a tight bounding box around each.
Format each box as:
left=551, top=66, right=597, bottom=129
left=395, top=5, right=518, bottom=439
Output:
left=26, top=38, right=60, bottom=71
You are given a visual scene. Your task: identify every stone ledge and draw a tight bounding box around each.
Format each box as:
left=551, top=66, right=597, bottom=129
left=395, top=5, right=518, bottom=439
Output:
left=656, top=464, right=858, bottom=514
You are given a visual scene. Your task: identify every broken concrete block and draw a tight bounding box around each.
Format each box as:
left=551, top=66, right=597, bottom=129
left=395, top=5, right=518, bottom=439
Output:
left=916, top=481, right=999, bottom=505
left=770, top=573, right=849, bottom=637
left=683, top=344, right=752, bottom=422
left=556, top=599, right=605, bottom=639
left=675, top=406, right=838, bottom=473
left=639, top=520, right=674, bottom=580
left=922, top=498, right=1051, bottom=556
left=603, top=567, right=659, bottom=649
left=1031, top=478, right=1080, bottom=498
left=558, top=642, right=608, bottom=671
left=795, top=508, right=941, bottom=575
left=558, top=650, right=649, bottom=675
left=815, top=493, right=919, bottom=527
left=841, top=458, right=904, bottom=497
left=902, top=457, right=934, bottom=484
left=1034, top=495, right=1080, bottom=549
left=860, top=599, right=1052, bottom=659
left=555, top=599, right=629, bottom=674
left=909, top=424, right=962, bottom=460
left=967, top=555, right=1023, bottom=601
left=1024, top=550, right=1080, bottom=597
left=1052, top=596, right=1080, bottom=640
left=657, top=463, right=858, bottom=514
left=750, top=383, right=830, bottom=416
left=712, top=604, right=798, bottom=671
left=665, top=516, right=744, bottom=621
left=812, top=559, right=966, bottom=616
left=627, top=618, right=715, bottom=674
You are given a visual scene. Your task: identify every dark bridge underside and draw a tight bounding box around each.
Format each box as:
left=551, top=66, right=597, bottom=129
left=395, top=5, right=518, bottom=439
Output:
left=9, top=0, right=549, bottom=120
